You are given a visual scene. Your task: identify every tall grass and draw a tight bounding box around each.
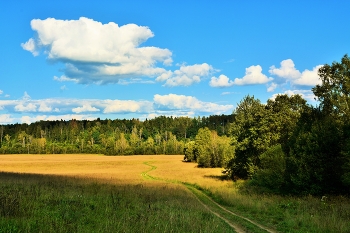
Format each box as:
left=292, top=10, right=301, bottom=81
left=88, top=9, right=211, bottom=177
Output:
left=210, top=184, right=350, bottom=232
left=149, top=157, right=350, bottom=233
left=0, top=172, right=234, bottom=232
left=1, top=154, right=349, bottom=232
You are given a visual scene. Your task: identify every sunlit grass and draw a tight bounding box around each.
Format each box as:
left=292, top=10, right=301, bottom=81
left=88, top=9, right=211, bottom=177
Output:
left=0, top=172, right=236, bottom=232
left=1, top=154, right=349, bottom=232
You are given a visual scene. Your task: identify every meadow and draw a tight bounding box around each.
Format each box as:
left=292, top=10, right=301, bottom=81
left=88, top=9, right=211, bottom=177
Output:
left=0, top=154, right=349, bottom=232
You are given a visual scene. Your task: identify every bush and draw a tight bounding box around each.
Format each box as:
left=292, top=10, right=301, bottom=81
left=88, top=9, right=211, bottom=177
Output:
left=251, top=144, right=286, bottom=193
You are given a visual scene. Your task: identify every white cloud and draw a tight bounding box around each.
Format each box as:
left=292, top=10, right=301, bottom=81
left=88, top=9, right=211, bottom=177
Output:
left=269, top=59, right=322, bottom=87
left=20, top=38, right=39, bottom=56
left=14, top=103, right=37, bottom=112
left=38, top=103, right=52, bottom=112
left=155, top=70, right=173, bottom=82
left=0, top=90, right=3, bottom=95
left=23, top=17, right=172, bottom=84
left=232, top=65, right=273, bottom=85
left=103, top=100, right=152, bottom=113
left=267, top=82, right=277, bottom=92
left=0, top=95, right=234, bottom=124
left=293, top=65, right=322, bottom=86
left=153, top=94, right=233, bottom=114
left=271, top=89, right=316, bottom=102
left=269, top=59, right=301, bottom=79
left=210, top=74, right=234, bottom=88
left=0, top=114, right=14, bottom=124
left=157, top=63, right=213, bottom=86
left=72, top=104, right=100, bottom=113
left=21, top=114, right=97, bottom=124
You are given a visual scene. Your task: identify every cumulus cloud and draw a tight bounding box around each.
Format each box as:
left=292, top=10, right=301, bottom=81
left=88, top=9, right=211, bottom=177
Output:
left=271, top=89, right=316, bottom=102
left=153, top=94, right=233, bottom=114
left=14, top=103, right=37, bottom=112
left=269, top=59, right=322, bottom=87
left=267, top=82, right=278, bottom=92
left=72, top=104, right=100, bottom=113
left=0, top=114, right=14, bottom=124
left=22, top=17, right=172, bottom=84
left=269, top=59, right=301, bottom=79
left=232, top=65, right=273, bottom=85
left=210, top=75, right=234, bottom=87
left=38, top=103, right=53, bottom=112
left=103, top=100, right=152, bottom=113
left=293, top=65, right=322, bottom=86
left=156, top=63, right=213, bottom=86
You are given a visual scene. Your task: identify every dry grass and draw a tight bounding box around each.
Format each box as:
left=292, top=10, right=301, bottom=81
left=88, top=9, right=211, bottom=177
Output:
left=0, top=154, right=157, bottom=184
left=0, top=154, right=230, bottom=188
left=1, top=154, right=349, bottom=232
left=0, top=154, right=239, bottom=232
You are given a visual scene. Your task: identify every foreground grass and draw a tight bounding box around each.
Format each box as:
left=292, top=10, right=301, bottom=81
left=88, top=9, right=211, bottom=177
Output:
left=147, top=158, right=350, bottom=233
left=1, top=154, right=349, bottom=232
left=0, top=172, right=234, bottom=232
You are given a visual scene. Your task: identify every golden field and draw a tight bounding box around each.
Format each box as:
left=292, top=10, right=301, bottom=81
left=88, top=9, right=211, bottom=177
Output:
left=1, top=154, right=349, bottom=232
left=0, top=154, right=233, bottom=189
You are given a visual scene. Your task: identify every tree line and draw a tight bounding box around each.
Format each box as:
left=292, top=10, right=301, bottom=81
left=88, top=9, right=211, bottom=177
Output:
left=0, top=114, right=233, bottom=156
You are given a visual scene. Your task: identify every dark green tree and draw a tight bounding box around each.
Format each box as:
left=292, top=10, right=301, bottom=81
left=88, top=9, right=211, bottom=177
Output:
left=225, top=96, right=269, bottom=179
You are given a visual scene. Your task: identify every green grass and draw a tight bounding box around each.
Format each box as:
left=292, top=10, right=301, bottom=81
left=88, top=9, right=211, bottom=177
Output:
left=0, top=172, right=235, bottom=233
left=143, top=160, right=350, bottom=233
left=206, top=182, right=350, bottom=233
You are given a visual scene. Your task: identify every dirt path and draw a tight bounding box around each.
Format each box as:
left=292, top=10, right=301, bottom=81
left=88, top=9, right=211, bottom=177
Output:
left=142, top=161, right=277, bottom=233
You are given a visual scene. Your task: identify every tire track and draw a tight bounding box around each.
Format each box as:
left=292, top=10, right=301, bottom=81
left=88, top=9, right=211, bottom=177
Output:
left=141, top=161, right=277, bottom=233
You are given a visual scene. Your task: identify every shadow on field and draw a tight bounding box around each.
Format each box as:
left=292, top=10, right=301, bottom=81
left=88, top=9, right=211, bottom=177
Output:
left=204, top=174, right=230, bottom=181
left=0, top=171, right=235, bottom=232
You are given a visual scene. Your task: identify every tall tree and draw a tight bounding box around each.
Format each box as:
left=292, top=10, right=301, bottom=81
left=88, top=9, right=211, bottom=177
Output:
left=313, top=54, right=350, bottom=119
left=225, top=96, right=268, bottom=179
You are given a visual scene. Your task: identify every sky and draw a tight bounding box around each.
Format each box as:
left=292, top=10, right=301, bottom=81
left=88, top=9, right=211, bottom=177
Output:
left=1, top=1, right=349, bottom=125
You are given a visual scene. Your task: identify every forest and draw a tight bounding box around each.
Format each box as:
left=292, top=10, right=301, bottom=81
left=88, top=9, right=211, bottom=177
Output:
left=1, top=55, right=350, bottom=196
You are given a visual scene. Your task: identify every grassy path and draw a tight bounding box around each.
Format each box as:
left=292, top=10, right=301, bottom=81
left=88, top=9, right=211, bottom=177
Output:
left=142, top=161, right=277, bottom=233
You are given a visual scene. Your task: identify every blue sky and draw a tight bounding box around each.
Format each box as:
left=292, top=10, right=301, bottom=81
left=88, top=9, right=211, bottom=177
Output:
left=1, top=1, right=349, bottom=124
